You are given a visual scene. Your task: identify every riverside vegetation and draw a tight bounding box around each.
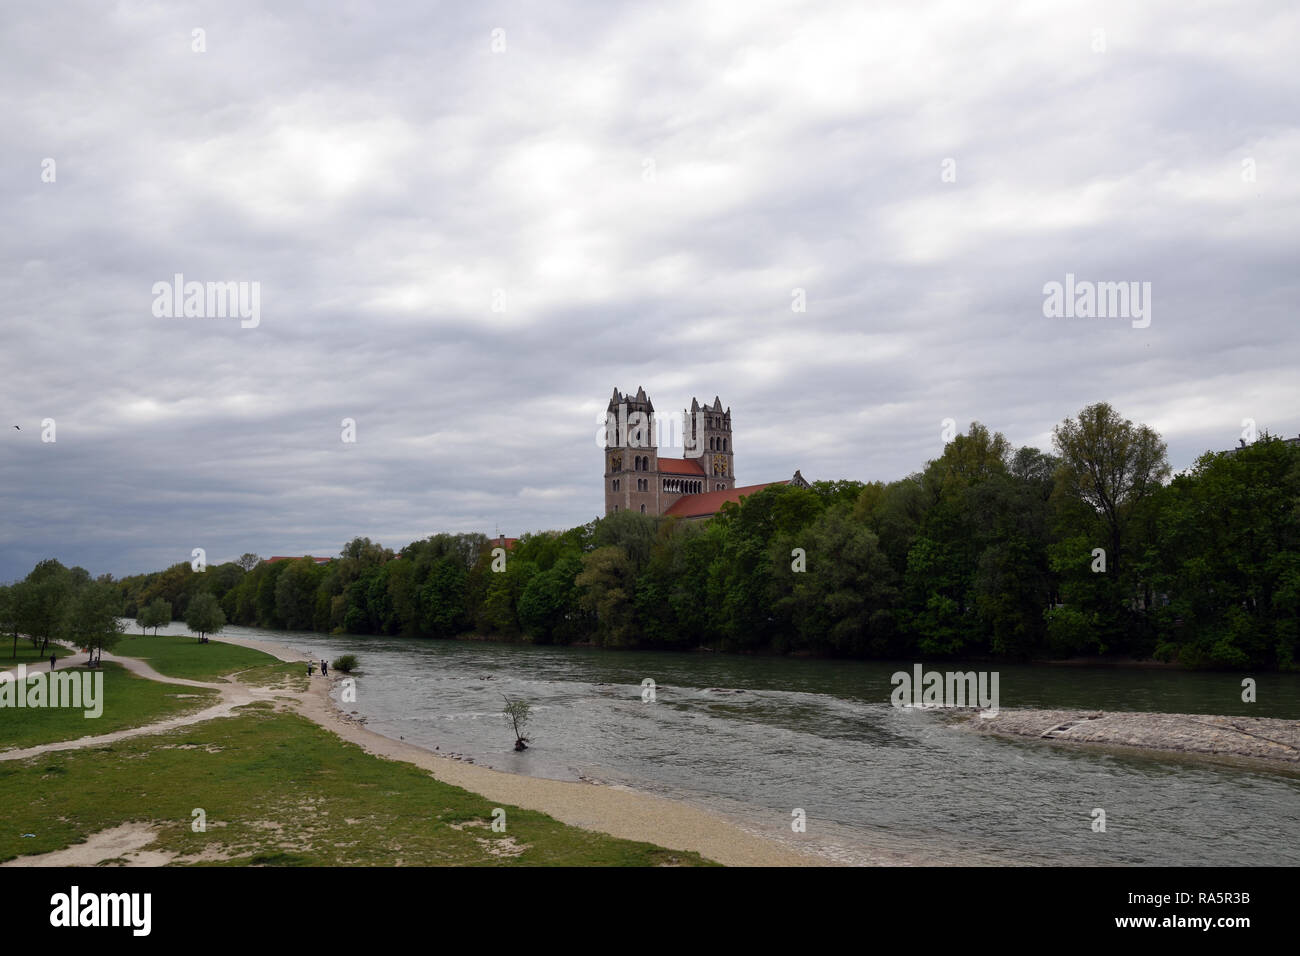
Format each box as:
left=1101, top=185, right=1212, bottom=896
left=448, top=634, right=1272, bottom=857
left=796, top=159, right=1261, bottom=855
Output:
left=1, top=634, right=711, bottom=866
left=6, top=403, right=1298, bottom=670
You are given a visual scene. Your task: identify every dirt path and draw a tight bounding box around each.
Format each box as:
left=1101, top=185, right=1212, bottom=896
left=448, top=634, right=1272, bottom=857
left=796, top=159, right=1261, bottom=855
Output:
left=0, top=647, right=279, bottom=763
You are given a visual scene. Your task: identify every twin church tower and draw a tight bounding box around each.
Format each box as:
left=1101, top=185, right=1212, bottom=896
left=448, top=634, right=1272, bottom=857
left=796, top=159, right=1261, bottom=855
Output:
left=602, top=386, right=806, bottom=519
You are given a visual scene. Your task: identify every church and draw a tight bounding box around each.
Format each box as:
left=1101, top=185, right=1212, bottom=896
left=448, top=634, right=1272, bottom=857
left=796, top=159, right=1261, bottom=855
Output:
left=603, top=386, right=808, bottom=519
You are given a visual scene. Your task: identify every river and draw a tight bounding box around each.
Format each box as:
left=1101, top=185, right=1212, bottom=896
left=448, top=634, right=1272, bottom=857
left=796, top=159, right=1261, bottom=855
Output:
left=142, top=622, right=1300, bottom=865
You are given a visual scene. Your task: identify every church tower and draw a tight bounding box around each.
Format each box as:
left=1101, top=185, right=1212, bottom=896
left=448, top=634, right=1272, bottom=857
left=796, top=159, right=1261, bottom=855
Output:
left=604, top=386, right=659, bottom=515
left=686, top=396, right=735, bottom=493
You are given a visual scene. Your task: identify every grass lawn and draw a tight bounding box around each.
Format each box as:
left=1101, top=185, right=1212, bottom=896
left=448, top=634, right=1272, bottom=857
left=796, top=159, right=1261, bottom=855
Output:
left=235, top=661, right=310, bottom=692
left=0, top=704, right=711, bottom=866
left=1, top=641, right=73, bottom=666
left=0, top=662, right=218, bottom=751
left=112, top=634, right=279, bottom=682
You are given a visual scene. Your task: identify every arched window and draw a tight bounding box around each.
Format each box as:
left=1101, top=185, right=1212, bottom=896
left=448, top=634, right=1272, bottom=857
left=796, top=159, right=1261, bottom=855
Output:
left=722, top=439, right=727, bottom=451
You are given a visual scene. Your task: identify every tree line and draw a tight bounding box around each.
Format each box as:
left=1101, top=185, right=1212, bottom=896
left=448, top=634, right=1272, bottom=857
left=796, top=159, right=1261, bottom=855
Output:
left=0, top=565, right=227, bottom=661
left=6, top=403, right=1297, bottom=669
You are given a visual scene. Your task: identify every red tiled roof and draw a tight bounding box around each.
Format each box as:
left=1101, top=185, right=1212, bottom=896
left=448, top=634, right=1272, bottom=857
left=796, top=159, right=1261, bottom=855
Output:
left=484, top=537, right=518, bottom=551
left=663, top=481, right=787, bottom=518
left=656, top=456, right=705, bottom=476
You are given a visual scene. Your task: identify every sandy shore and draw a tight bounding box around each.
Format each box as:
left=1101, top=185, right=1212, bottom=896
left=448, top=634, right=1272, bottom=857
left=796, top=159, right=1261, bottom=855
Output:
left=211, top=634, right=826, bottom=866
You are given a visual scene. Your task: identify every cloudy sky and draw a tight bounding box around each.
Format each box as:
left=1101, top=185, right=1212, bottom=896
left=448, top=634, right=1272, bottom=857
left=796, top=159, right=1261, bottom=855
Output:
left=2, top=0, right=1297, bottom=582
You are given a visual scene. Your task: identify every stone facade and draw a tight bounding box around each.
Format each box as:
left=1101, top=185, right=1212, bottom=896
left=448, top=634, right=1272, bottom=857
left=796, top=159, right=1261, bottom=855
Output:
left=602, top=386, right=806, bottom=518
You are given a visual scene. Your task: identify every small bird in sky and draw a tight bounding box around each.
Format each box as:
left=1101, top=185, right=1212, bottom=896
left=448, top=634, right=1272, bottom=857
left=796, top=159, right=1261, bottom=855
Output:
left=11, top=425, right=18, bottom=430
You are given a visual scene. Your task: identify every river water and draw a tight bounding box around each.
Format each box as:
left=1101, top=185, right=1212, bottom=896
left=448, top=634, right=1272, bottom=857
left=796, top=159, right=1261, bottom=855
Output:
left=147, top=622, right=1300, bottom=865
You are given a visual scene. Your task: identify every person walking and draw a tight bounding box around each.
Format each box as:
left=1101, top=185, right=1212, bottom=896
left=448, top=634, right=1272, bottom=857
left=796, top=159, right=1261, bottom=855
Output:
left=307, top=661, right=315, bottom=676
left=50, top=653, right=56, bottom=671
left=321, top=659, right=328, bottom=676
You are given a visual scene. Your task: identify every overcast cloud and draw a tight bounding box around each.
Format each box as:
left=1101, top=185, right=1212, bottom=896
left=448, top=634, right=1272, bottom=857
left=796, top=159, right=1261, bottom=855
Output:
left=2, top=0, right=1298, bottom=582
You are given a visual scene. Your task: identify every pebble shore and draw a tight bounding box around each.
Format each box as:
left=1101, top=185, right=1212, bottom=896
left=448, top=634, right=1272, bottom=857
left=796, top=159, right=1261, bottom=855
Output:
left=964, top=709, right=1300, bottom=764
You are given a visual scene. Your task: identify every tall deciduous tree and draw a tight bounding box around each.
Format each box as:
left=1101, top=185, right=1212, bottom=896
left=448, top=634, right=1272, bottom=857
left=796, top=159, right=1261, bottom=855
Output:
left=18, top=559, right=72, bottom=655
left=1052, top=403, right=1169, bottom=577
left=61, top=579, right=125, bottom=664
left=1049, top=403, right=1169, bottom=655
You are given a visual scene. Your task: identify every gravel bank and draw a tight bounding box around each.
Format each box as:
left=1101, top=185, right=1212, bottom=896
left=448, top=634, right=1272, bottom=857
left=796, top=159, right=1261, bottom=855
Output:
left=965, top=709, right=1300, bottom=764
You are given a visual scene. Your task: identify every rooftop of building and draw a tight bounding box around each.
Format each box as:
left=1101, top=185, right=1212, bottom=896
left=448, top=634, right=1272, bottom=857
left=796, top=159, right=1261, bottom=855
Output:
left=663, top=480, right=789, bottom=519
left=656, top=456, right=706, bottom=476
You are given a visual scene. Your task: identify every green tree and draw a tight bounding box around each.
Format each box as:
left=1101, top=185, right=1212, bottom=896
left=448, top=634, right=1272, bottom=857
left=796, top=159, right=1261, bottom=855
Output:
left=274, top=557, right=325, bottom=630
left=1147, top=435, right=1300, bottom=668
left=575, top=546, right=637, bottom=646
left=1052, top=403, right=1168, bottom=580
left=185, top=591, right=226, bottom=643
left=518, top=555, right=582, bottom=643
left=415, top=558, right=465, bottom=637
left=60, top=579, right=125, bottom=664
left=0, top=583, right=22, bottom=659
left=501, top=695, right=532, bottom=750
left=1050, top=403, right=1169, bottom=654
left=478, top=559, right=537, bottom=636
left=138, top=597, right=172, bottom=636
left=898, top=424, right=1013, bottom=656
left=18, top=559, right=73, bottom=655
left=772, top=504, right=899, bottom=654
